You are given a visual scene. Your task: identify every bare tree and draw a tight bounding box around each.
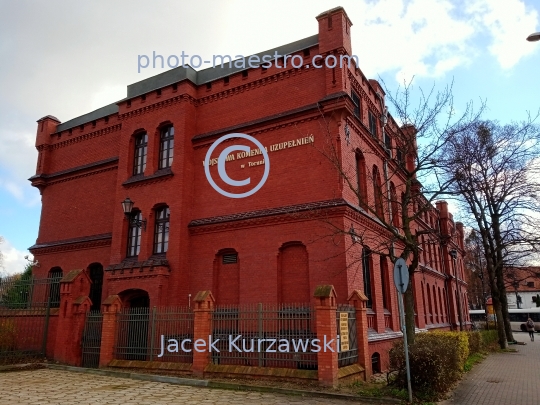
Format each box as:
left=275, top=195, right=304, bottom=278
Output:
left=442, top=119, right=540, bottom=348
left=464, top=229, right=488, bottom=310
left=313, top=79, right=483, bottom=343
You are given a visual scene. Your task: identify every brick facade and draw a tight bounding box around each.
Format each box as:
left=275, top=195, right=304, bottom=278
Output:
left=28, top=7, right=469, bottom=377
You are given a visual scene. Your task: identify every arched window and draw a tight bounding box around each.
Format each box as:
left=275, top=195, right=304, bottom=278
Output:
left=371, top=352, right=381, bottom=374
left=127, top=211, right=142, bottom=257
left=48, top=267, right=63, bottom=308
left=355, top=150, right=367, bottom=208
left=213, top=249, right=239, bottom=305
left=426, top=283, right=432, bottom=324
left=380, top=256, right=389, bottom=310
left=133, top=132, right=148, bottom=175
left=372, top=166, right=383, bottom=218
left=362, top=247, right=373, bottom=308
left=278, top=242, right=310, bottom=303
left=433, top=285, right=438, bottom=323
left=421, top=282, right=427, bottom=324
left=390, top=182, right=399, bottom=227
left=153, top=206, right=170, bottom=254
left=159, top=126, right=174, bottom=169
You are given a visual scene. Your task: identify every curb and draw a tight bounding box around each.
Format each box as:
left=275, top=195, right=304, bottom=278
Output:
left=35, top=364, right=401, bottom=404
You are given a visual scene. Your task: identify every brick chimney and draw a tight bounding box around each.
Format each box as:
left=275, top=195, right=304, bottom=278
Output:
left=35, top=115, right=60, bottom=176
left=316, top=7, right=353, bottom=56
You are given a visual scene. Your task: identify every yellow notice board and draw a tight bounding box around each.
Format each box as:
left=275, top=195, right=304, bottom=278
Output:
left=339, top=312, right=349, bottom=351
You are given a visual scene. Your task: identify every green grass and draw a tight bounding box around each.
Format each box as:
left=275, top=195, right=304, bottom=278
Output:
left=463, top=352, right=485, bottom=372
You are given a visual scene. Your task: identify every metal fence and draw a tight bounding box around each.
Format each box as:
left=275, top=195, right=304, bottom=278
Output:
left=211, top=303, right=317, bottom=370
left=0, top=275, right=56, bottom=365
left=0, top=275, right=61, bottom=309
left=114, top=306, right=194, bottom=363
left=81, top=310, right=103, bottom=368
left=337, top=304, right=358, bottom=368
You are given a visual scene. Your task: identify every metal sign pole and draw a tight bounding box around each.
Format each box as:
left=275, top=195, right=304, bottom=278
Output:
left=394, top=259, right=413, bottom=403
left=398, top=289, right=413, bottom=403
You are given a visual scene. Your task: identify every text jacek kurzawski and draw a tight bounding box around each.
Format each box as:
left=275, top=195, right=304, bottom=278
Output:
left=158, top=334, right=340, bottom=357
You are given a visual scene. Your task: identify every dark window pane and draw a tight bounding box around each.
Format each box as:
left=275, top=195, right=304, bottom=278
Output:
left=127, top=212, right=142, bottom=257
left=159, top=126, right=174, bottom=169
left=153, top=207, right=170, bottom=254
left=133, top=133, right=148, bottom=175
left=362, top=248, right=372, bottom=308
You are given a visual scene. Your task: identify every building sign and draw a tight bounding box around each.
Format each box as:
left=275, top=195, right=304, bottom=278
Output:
left=203, top=133, right=315, bottom=199
left=339, top=312, right=349, bottom=352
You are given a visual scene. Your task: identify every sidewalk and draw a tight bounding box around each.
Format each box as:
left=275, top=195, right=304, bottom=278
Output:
left=440, top=331, right=540, bottom=405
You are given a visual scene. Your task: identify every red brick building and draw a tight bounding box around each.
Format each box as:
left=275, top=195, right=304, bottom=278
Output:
left=29, top=7, right=468, bottom=375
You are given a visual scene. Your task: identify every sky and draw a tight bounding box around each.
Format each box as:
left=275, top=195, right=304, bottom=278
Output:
left=0, top=0, right=539, bottom=275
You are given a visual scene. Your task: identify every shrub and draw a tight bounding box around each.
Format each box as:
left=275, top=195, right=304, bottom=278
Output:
left=389, top=331, right=469, bottom=400
left=480, top=329, right=498, bottom=349
left=467, top=331, right=482, bottom=354
left=0, top=319, right=17, bottom=352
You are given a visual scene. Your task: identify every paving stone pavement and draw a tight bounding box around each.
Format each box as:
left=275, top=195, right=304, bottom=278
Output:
left=440, top=331, right=540, bottom=405
left=0, top=368, right=362, bottom=405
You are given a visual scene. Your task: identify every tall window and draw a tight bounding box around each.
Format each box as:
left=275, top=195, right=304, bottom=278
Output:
left=390, top=182, right=399, bottom=227
left=380, top=256, right=389, bottom=310
left=373, top=166, right=384, bottom=218
left=384, top=132, right=392, bottom=156
left=153, top=206, right=170, bottom=254
left=159, top=126, right=174, bottom=169
left=355, top=150, right=367, bottom=208
left=127, top=211, right=142, bottom=257
left=133, top=133, right=148, bottom=175
left=368, top=111, right=378, bottom=138
left=351, top=91, right=361, bottom=119
left=362, top=248, right=373, bottom=308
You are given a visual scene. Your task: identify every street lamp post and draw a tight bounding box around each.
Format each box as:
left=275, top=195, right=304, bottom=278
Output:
left=526, top=32, right=540, bottom=42
left=450, top=249, right=464, bottom=331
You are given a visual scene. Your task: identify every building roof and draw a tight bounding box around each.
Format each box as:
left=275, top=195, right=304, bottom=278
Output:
left=55, top=34, right=319, bottom=133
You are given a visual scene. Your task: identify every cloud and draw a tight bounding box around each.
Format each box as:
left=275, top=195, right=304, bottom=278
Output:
left=0, top=236, right=31, bottom=276
left=466, top=0, right=539, bottom=69
left=350, top=0, right=539, bottom=80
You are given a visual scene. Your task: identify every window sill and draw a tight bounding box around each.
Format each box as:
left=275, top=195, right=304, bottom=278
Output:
left=122, top=168, right=173, bottom=186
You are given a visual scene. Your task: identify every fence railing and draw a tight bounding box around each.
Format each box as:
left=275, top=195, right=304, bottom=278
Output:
left=0, top=276, right=58, bottom=364
left=211, top=303, right=317, bottom=370
left=0, top=275, right=61, bottom=309
left=336, top=304, right=358, bottom=368
left=114, top=306, right=194, bottom=363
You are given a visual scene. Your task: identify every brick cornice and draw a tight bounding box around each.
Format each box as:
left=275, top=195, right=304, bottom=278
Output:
left=119, top=93, right=197, bottom=120
left=29, top=233, right=112, bottom=255
left=43, top=124, right=122, bottom=150
left=30, top=157, right=119, bottom=181
left=122, top=168, right=173, bottom=188
left=187, top=199, right=387, bottom=235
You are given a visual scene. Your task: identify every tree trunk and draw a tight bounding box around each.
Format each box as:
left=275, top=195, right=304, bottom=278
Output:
left=498, top=284, right=515, bottom=343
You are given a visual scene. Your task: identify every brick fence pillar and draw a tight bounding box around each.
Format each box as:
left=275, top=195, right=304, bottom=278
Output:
left=348, top=290, right=371, bottom=381
left=192, top=290, right=215, bottom=377
left=99, top=295, right=122, bottom=367
left=53, top=269, right=92, bottom=365
left=314, top=284, right=338, bottom=387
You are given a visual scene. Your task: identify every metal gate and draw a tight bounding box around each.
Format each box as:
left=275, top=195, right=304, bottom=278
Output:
left=81, top=310, right=103, bottom=368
